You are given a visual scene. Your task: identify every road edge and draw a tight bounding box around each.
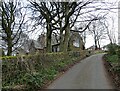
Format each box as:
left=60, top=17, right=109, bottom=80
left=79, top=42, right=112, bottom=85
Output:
left=102, top=54, right=120, bottom=91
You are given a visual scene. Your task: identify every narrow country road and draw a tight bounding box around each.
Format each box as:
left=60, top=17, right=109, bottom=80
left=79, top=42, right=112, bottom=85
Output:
left=47, top=54, right=115, bottom=89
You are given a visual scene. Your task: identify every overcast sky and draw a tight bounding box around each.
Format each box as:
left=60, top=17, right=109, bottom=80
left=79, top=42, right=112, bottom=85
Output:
left=85, top=0, right=119, bottom=48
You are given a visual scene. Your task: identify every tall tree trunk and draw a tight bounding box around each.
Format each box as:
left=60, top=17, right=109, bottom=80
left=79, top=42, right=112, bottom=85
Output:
left=94, top=35, right=98, bottom=50
left=98, top=40, right=100, bottom=49
left=60, top=3, right=70, bottom=52
left=46, top=23, right=52, bottom=53
left=62, top=23, right=70, bottom=52
left=95, top=39, right=98, bottom=50
left=59, top=23, right=70, bottom=52
left=7, top=34, right=12, bottom=56
left=59, top=30, right=64, bottom=52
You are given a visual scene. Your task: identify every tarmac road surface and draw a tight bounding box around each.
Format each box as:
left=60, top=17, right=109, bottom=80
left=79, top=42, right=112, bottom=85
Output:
left=47, top=54, right=115, bottom=89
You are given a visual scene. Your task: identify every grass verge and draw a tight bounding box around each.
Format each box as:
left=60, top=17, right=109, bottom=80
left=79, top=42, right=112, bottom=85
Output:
left=103, top=54, right=120, bottom=90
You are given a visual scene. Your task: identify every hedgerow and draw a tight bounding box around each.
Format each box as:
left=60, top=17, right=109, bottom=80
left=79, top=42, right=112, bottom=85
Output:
left=2, top=50, right=89, bottom=90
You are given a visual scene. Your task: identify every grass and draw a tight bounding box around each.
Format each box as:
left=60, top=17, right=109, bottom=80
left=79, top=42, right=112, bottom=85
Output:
left=105, top=53, right=120, bottom=75
left=105, top=54, right=120, bottom=89
left=106, top=54, right=119, bottom=63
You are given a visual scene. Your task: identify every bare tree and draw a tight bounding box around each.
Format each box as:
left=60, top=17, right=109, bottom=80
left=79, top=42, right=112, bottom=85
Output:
left=102, top=17, right=117, bottom=44
left=29, top=1, right=97, bottom=52
left=29, top=2, right=60, bottom=52
left=1, top=0, right=28, bottom=56
left=88, top=19, right=107, bottom=50
left=28, top=0, right=117, bottom=52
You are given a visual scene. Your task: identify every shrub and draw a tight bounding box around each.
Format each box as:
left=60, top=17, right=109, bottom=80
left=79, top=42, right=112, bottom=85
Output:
left=22, top=73, right=44, bottom=89
left=116, top=46, right=120, bottom=59
left=107, top=43, right=118, bottom=55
